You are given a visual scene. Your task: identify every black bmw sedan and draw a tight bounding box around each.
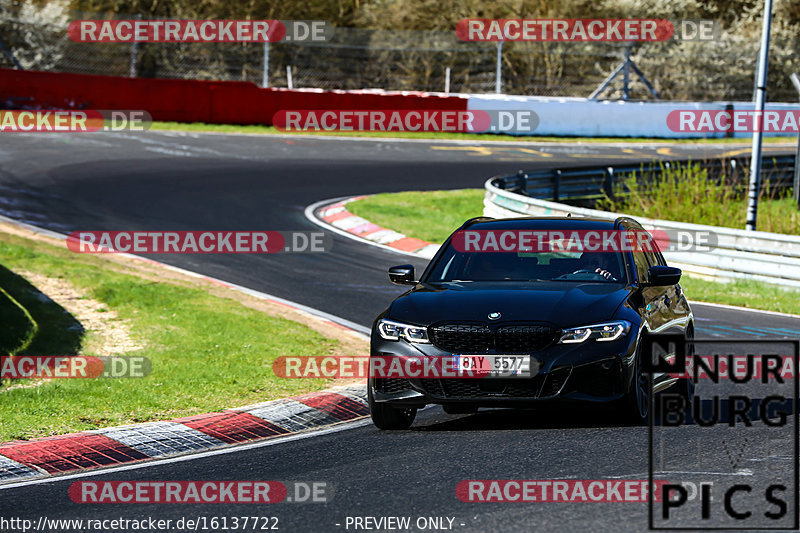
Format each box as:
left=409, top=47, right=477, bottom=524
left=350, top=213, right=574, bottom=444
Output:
left=368, top=216, right=694, bottom=429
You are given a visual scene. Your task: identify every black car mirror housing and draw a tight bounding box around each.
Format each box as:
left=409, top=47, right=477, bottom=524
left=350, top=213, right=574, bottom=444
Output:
left=645, top=265, right=682, bottom=287
left=388, top=264, right=417, bottom=285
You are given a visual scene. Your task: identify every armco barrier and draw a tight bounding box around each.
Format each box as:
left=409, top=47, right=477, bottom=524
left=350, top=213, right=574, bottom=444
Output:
left=0, top=69, right=467, bottom=125
left=496, top=156, right=796, bottom=202
left=485, top=172, right=800, bottom=287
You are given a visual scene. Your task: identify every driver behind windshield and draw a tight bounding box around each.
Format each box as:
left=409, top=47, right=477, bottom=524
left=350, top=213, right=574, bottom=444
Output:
left=579, top=252, right=620, bottom=281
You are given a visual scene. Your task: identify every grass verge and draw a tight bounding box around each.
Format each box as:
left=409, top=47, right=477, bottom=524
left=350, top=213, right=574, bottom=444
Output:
left=0, top=229, right=361, bottom=442
left=150, top=121, right=795, bottom=144
left=346, top=189, right=800, bottom=315
left=347, top=189, right=485, bottom=244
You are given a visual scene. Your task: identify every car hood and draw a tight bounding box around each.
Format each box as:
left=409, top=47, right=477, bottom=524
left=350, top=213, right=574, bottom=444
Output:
left=386, top=281, right=632, bottom=328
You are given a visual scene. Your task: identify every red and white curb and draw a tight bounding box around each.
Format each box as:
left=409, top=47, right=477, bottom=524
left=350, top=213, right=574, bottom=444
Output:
left=306, top=196, right=440, bottom=259
left=0, top=385, right=368, bottom=484
left=0, top=215, right=374, bottom=485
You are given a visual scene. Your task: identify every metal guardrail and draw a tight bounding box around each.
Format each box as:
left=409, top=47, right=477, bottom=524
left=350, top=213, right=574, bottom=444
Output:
left=494, top=155, right=796, bottom=203
left=484, top=154, right=800, bottom=287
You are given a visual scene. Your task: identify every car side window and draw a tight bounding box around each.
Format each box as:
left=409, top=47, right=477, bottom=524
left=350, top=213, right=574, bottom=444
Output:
left=632, top=251, right=649, bottom=284
left=644, top=249, right=660, bottom=270
left=643, top=234, right=663, bottom=268
left=624, top=227, right=648, bottom=283
left=626, top=224, right=655, bottom=283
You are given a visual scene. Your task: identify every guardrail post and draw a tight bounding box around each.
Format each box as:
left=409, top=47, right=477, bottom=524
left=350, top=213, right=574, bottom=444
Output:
left=724, top=103, right=734, bottom=138
left=495, top=41, right=504, bottom=94
left=262, top=42, right=270, bottom=88
left=516, top=170, right=528, bottom=194
left=791, top=73, right=800, bottom=208
left=604, top=167, right=615, bottom=199
left=794, top=143, right=800, bottom=208
left=129, top=14, right=142, bottom=78
left=553, top=169, right=561, bottom=201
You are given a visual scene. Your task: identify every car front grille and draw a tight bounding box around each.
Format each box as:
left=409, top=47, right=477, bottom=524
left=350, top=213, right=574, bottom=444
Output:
left=419, top=375, right=548, bottom=399
left=375, top=378, right=412, bottom=394
left=417, top=379, right=445, bottom=397
left=430, top=323, right=558, bottom=354
left=496, top=325, right=559, bottom=353
left=429, top=324, right=492, bottom=353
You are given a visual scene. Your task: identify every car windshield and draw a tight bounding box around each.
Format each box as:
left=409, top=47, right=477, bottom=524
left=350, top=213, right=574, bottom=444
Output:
left=425, top=247, right=627, bottom=283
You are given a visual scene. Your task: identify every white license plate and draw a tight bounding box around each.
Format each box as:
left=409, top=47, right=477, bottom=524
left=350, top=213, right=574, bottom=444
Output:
left=454, top=355, right=534, bottom=378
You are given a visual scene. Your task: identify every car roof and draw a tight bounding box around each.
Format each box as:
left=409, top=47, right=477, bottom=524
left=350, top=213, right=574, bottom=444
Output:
left=461, top=216, right=624, bottom=231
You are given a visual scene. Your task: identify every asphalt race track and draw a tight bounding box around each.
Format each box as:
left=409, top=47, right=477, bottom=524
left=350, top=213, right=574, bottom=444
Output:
left=0, top=132, right=798, bottom=532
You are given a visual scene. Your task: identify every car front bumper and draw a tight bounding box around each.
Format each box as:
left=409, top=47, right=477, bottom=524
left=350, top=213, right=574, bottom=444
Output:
left=369, top=328, right=639, bottom=408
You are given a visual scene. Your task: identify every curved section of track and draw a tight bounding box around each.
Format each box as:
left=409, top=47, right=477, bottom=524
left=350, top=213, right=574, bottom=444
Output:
left=0, top=132, right=798, bottom=532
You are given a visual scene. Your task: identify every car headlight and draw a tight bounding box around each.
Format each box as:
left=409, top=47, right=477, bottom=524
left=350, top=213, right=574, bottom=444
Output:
left=377, top=319, right=430, bottom=343
left=559, top=320, right=631, bottom=344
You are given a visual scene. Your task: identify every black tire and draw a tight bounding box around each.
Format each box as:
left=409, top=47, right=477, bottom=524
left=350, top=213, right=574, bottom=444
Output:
left=443, top=404, right=478, bottom=415
left=368, top=384, right=417, bottom=430
left=621, top=342, right=650, bottom=425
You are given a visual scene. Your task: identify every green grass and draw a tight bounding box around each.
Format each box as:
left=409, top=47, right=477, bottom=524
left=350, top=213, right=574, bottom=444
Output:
left=347, top=189, right=485, bottom=244
left=598, top=161, right=800, bottom=234
left=346, top=189, right=800, bottom=315
left=0, top=234, right=343, bottom=442
left=150, top=121, right=795, bottom=144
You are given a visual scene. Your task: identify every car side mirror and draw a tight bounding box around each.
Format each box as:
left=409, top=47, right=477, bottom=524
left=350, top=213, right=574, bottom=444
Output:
left=388, top=264, right=416, bottom=285
left=646, top=265, right=682, bottom=286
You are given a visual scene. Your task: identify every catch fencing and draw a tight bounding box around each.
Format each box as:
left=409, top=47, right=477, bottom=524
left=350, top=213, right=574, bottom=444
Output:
left=2, top=3, right=800, bottom=101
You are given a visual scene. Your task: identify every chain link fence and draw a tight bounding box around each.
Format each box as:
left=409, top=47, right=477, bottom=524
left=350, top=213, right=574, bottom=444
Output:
left=1, top=2, right=799, bottom=101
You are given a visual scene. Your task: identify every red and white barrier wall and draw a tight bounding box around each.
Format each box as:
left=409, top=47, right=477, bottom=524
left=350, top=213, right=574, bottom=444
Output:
left=2, top=68, right=798, bottom=138
left=0, top=69, right=467, bottom=125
